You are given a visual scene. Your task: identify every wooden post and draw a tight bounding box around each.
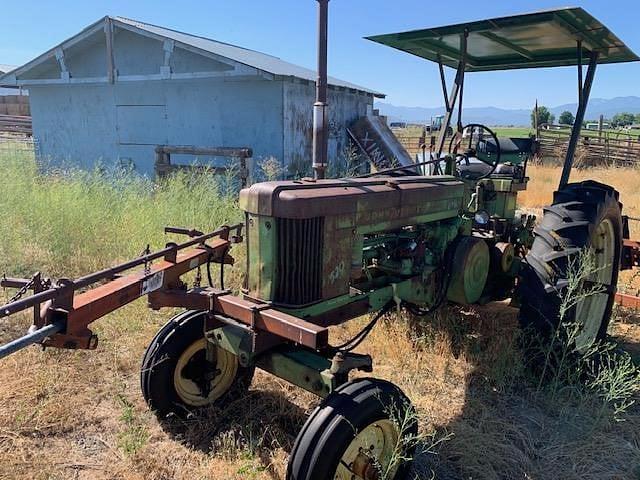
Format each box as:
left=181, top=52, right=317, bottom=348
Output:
left=105, top=17, right=115, bottom=84
left=598, top=114, right=603, bottom=139
left=534, top=99, right=539, bottom=139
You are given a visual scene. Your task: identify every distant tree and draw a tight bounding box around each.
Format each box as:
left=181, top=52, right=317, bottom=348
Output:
left=558, top=110, right=575, bottom=126
left=611, top=112, right=635, bottom=127
left=635, top=113, right=640, bottom=124
left=531, top=105, right=555, bottom=127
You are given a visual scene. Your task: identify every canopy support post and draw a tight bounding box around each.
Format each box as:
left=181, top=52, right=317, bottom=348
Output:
left=559, top=50, right=599, bottom=189
left=456, top=30, right=468, bottom=133
left=437, top=54, right=449, bottom=109
left=435, top=30, right=468, bottom=163
left=577, top=40, right=583, bottom=106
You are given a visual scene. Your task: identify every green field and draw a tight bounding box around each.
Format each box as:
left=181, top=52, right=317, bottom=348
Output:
left=492, top=126, right=534, bottom=138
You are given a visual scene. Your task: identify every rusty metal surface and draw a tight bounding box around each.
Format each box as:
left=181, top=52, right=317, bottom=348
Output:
left=0, top=224, right=243, bottom=318
left=616, top=239, right=640, bottom=308
left=305, top=298, right=371, bottom=327
left=64, top=246, right=222, bottom=332
left=239, top=176, right=464, bottom=218
left=0, top=226, right=239, bottom=353
left=150, top=288, right=329, bottom=350
left=615, top=292, right=640, bottom=309
left=215, top=294, right=328, bottom=349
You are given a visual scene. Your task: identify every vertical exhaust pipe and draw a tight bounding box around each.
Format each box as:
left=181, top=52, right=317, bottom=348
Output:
left=313, top=0, right=329, bottom=179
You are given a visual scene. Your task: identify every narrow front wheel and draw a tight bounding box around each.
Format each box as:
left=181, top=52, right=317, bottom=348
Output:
left=287, top=378, right=417, bottom=480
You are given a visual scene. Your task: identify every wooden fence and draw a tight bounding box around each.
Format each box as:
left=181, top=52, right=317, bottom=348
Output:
left=0, top=95, right=29, bottom=116
left=155, top=145, right=252, bottom=185
left=390, top=126, right=430, bottom=158
left=538, top=127, right=640, bottom=167
left=0, top=115, right=32, bottom=135
left=391, top=127, right=457, bottom=158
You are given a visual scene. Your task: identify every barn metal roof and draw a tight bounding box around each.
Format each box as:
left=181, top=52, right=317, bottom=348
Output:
left=0, top=16, right=383, bottom=97
left=0, top=65, right=16, bottom=75
left=114, top=17, right=383, bottom=96
left=366, top=7, right=639, bottom=71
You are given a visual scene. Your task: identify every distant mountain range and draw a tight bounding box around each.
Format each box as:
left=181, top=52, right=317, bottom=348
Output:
left=376, top=96, right=640, bottom=126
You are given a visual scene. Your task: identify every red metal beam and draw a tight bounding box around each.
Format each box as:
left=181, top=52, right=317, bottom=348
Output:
left=148, top=288, right=329, bottom=350
left=615, top=292, right=640, bottom=309
left=44, top=239, right=229, bottom=348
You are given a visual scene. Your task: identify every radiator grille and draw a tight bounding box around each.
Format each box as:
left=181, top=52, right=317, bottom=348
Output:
left=274, top=217, right=324, bottom=305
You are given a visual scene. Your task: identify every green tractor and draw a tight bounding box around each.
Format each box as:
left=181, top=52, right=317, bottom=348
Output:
left=0, top=7, right=637, bottom=480
left=195, top=8, right=636, bottom=478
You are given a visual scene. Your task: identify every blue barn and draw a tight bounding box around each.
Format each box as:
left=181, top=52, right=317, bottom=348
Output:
left=0, top=16, right=383, bottom=176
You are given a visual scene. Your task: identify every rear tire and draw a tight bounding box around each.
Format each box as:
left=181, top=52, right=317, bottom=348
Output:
left=287, top=378, right=417, bottom=480
left=141, top=310, right=254, bottom=418
left=518, top=181, right=622, bottom=352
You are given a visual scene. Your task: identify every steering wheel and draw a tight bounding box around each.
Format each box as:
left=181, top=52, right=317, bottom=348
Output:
left=448, top=124, right=501, bottom=180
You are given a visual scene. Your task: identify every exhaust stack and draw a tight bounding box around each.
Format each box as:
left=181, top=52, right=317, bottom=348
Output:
left=312, top=0, right=329, bottom=179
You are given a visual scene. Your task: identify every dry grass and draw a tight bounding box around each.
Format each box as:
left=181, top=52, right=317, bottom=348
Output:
left=0, top=153, right=638, bottom=480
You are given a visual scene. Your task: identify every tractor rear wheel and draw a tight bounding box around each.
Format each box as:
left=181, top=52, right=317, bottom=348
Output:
left=141, top=310, right=254, bottom=418
left=518, top=181, right=622, bottom=353
left=287, top=378, right=417, bottom=480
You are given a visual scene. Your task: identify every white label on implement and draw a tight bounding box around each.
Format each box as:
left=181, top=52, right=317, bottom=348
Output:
left=189, top=258, right=199, bottom=269
left=141, top=271, right=165, bottom=295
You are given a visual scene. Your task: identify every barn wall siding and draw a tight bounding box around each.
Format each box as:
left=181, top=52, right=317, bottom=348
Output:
left=15, top=19, right=376, bottom=178
left=113, top=28, right=165, bottom=76
left=64, top=31, right=109, bottom=78
left=29, top=85, right=118, bottom=171
left=283, top=80, right=373, bottom=176
left=30, top=78, right=285, bottom=176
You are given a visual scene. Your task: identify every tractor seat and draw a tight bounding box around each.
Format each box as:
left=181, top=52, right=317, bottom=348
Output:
left=457, top=160, right=493, bottom=179
left=494, top=163, right=515, bottom=175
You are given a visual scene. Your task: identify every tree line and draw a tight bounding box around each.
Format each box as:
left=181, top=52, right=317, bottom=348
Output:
left=531, top=108, right=640, bottom=128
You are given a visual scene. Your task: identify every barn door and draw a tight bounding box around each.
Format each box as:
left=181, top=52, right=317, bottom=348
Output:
left=115, top=104, right=168, bottom=174
left=114, top=85, right=168, bottom=175
left=116, top=105, right=168, bottom=145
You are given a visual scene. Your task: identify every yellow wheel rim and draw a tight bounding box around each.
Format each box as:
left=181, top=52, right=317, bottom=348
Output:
left=334, top=419, right=401, bottom=480
left=575, top=218, right=616, bottom=351
left=173, top=339, right=238, bottom=407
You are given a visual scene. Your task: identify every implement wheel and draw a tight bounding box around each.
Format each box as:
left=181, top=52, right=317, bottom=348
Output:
left=287, top=378, right=417, bottom=480
left=519, top=181, right=623, bottom=352
left=141, top=310, right=254, bottom=417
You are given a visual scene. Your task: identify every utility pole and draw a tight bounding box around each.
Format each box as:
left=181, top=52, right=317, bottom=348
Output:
left=312, top=0, right=329, bottom=179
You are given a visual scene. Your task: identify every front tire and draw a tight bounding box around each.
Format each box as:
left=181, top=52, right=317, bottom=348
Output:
left=518, top=181, right=622, bottom=352
left=141, top=310, right=254, bottom=418
left=287, top=378, right=417, bottom=480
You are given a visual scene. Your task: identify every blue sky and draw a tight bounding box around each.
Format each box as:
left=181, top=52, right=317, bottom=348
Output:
left=1, top=0, right=639, bottom=109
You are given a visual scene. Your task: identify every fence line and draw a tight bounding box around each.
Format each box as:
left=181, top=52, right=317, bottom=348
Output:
left=538, top=127, right=640, bottom=167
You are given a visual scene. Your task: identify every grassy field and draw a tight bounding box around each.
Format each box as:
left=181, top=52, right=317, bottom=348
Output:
left=492, top=126, right=533, bottom=138
left=0, top=145, right=638, bottom=480
left=396, top=125, right=640, bottom=140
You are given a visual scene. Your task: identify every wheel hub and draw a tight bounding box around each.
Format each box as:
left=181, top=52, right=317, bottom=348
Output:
left=575, top=218, right=616, bottom=351
left=335, top=419, right=400, bottom=480
left=351, top=452, right=381, bottom=480
left=173, top=338, right=238, bottom=407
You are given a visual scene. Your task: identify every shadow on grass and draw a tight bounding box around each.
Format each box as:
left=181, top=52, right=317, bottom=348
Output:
left=406, top=302, right=640, bottom=480
left=156, top=302, right=639, bottom=480
left=158, top=388, right=307, bottom=478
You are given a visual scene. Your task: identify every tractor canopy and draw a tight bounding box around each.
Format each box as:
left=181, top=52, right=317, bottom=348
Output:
left=366, top=7, right=638, bottom=71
